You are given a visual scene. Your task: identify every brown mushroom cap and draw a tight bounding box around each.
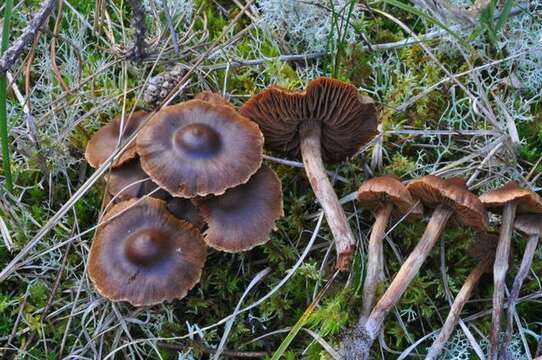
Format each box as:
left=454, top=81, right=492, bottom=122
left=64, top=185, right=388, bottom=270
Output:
left=193, top=165, right=283, bottom=252
left=479, top=181, right=542, bottom=214
left=85, top=111, right=149, bottom=168
left=239, top=77, right=378, bottom=164
left=137, top=100, right=264, bottom=197
left=406, top=176, right=488, bottom=232
left=106, top=159, right=169, bottom=201
left=514, top=214, right=542, bottom=236
left=194, top=91, right=234, bottom=109
left=167, top=197, right=205, bottom=229
left=357, top=175, right=422, bottom=219
left=88, top=198, right=207, bottom=306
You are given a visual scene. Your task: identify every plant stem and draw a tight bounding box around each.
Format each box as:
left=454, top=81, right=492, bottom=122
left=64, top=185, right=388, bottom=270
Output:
left=489, top=203, right=517, bottom=360
left=300, top=123, right=356, bottom=271
left=501, top=234, right=539, bottom=357
left=426, top=257, right=492, bottom=360
left=339, top=205, right=452, bottom=359
left=0, top=0, right=14, bottom=192
left=361, top=203, right=393, bottom=321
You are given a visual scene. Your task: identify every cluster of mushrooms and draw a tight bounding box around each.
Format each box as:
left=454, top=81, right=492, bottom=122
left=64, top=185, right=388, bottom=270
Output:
left=84, top=77, right=542, bottom=359
left=339, top=177, right=542, bottom=359
left=84, top=91, right=284, bottom=306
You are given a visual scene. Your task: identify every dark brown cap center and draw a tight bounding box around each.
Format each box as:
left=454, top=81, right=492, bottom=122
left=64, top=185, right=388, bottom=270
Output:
left=125, top=229, right=169, bottom=266
left=173, top=123, right=221, bottom=158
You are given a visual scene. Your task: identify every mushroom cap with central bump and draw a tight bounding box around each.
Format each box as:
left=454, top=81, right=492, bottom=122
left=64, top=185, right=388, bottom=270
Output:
left=239, top=77, right=378, bottom=164
left=357, top=175, right=422, bottom=219
left=106, top=159, right=169, bottom=201
left=88, top=198, right=207, bottom=306
left=193, top=165, right=283, bottom=252
left=137, top=100, right=264, bottom=197
left=479, top=181, right=542, bottom=214
left=514, top=214, right=542, bottom=236
left=406, top=176, right=488, bottom=232
left=85, top=111, right=149, bottom=168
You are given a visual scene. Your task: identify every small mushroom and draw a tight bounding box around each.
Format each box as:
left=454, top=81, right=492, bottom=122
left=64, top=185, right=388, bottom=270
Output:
left=192, top=165, right=283, bottom=252
left=85, top=111, right=149, bottom=168
left=356, top=175, right=422, bottom=321
left=194, top=91, right=234, bottom=108
left=479, top=181, right=542, bottom=359
left=240, top=77, right=377, bottom=270
left=425, top=233, right=498, bottom=359
left=501, top=214, right=542, bottom=357
left=340, top=176, right=487, bottom=359
left=166, top=197, right=205, bottom=229
left=106, top=159, right=169, bottom=201
left=88, top=198, right=207, bottom=306
left=137, top=100, right=264, bottom=197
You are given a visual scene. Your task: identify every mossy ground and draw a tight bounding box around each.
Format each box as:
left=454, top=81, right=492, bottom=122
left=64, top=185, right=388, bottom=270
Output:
left=0, top=1, right=541, bottom=359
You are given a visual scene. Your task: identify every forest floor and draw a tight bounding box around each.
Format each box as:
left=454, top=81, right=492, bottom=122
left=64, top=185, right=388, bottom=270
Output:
left=0, top=0, right=542, bottom=359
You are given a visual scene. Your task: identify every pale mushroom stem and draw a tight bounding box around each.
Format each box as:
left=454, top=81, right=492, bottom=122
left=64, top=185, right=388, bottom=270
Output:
left=300, top=124, right=357, bottom=271
left=339, top=205, right=452, bottom=359
left=501, top=233, right=540, bottom=357
left=489, top=203, right=517, bottom=360
left=425, top=257, right=492, bottom=360
left=361, top=203, right=393, bottom=321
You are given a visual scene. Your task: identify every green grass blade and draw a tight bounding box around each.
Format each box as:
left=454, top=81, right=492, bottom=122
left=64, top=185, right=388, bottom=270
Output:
left=495, top=0, right=514, bottom=34
left=271, top=272, right=338, bottom=360
left=1, top=0, right=14, bottom=192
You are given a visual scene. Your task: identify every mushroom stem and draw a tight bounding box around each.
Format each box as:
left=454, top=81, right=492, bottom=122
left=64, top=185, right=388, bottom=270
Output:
left=501, top=234, right=539, bottom=357
left=338, top=205, right=452, bottom=359
left=361, top=203, right=393, bottom=321
left=299, top=123, right=357, bottom=271
left=425, top=257, right=492, bottom=360
left=489, top=203, right=517, bottom=360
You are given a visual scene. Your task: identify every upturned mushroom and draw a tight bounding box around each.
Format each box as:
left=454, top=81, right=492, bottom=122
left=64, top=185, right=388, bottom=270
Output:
left=88, top=197, right=207, bottom=306
left=85, top=111, right=149, bottom=168
left=240, top=77, right=377, bottom=270
left=425, top=233, right=498, bottom=359
left=356, top=175, right=422, bottom=321
left=192, top=165, right=283, bottom=252
left=479, top=182, right=542, bottom=359
left=338, top=176, right=487, bottom=359
left=137, top=100, right=263, bottom=197
left=106, top=159, right=168, bottom=201
left=501, top=213, right=542, bottom=357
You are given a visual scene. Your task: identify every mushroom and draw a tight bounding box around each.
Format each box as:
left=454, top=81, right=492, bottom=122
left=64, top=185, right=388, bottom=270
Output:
left=194, top=91, right=234, bottom=108
left=166, top=197, right=205, bottom=229
left=425, top=233, right=498, bottom=359
left=106, top=159, right=169, bottom=201
left=88, top=197, right=207, bottom=306
left=240, top=77, right=377, bottom=270
left=479, top=181, right=542, bottom=359
left=501, top=213, right=542, bottom=357
left=85, top=111, right=149, bottom=168
left=338, top=176, right=487, bottom=359
left=192, top=165, right=283, bottom=252
left=356, top=175, right=422, bottom=321
left=137, top=100, right=263, bottom=197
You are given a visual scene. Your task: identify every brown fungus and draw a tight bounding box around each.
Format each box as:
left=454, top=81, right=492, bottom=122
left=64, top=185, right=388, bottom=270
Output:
left=425, top=233, right=498, bottom=359
left=88, top=198, right=207, bottom=306
left=193, top=165, right=283, bottom=252
left=356, top=175, right=422, bottom=320
left=85, top=111, right=149, bottom=168
left=479, top=181, right=542, bottom=359
left=240, top=77, right=377, bottom=270
left=194, top=91, right=234, bottom=109
left=137, top=100, right=263, bottom=197
left=106, top=159, right=169, bottom=201
left=166, top=197, right=205, bottom=229
left=340, top=176, right=487, bottom=359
